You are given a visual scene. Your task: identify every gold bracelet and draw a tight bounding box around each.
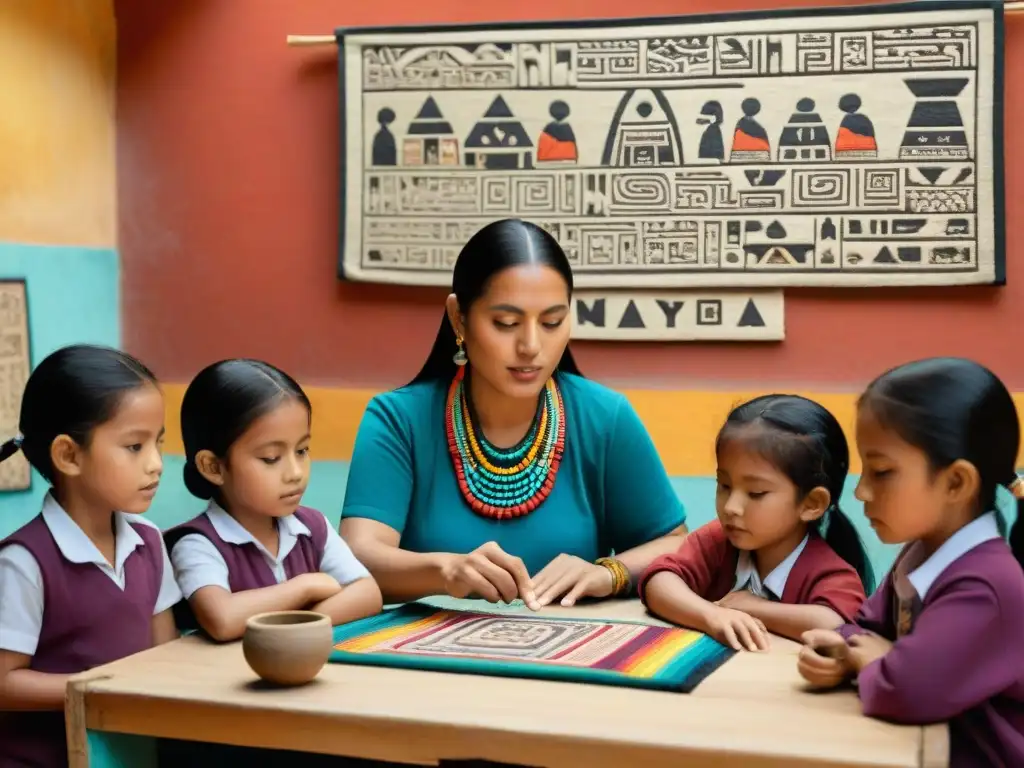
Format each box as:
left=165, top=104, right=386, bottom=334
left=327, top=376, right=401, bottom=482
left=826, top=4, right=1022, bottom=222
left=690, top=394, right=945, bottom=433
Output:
left=595, top=557, right=632, bottom=598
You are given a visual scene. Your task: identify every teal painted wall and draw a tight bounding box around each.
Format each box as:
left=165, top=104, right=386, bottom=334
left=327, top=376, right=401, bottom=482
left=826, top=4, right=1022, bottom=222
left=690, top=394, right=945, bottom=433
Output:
left=0, top=242, right=120, bottom=527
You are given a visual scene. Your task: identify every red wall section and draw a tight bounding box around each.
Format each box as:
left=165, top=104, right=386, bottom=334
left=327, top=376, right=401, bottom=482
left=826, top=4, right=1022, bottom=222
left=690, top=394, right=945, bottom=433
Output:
left=115, top=1, right=1023, bottom=391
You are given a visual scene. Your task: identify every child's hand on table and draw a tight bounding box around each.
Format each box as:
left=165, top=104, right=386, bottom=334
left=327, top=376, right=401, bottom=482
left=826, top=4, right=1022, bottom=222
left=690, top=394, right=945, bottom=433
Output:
left=798, top=629, right=852, bottom=688
left=846, top=631, right=893, bottom=672
left=707, top=606, right=771, bottom=652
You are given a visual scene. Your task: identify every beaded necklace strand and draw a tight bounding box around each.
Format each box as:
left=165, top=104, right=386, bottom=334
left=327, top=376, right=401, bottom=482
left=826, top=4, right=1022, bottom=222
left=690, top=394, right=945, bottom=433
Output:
left=445, top=366, right=565, bottom=520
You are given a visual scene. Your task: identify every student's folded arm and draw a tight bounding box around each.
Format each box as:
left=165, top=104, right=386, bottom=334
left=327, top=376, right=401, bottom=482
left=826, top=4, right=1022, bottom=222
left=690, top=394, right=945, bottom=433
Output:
left=0, top=546, right=68, bottom=709
left=736, top=602, right=844, bottom=641
left=150, top=609, right=180, bottom=645
left=312, top=524, right=384, bottom=624
left=188, top=580, right=316, bottom=642
left=638, top=525, right=722, bottom=633
left=642, top=572, right=720, bottom=634
left=0, top=651, right=68, bottom=711
left=854, top=579, right=1013, bottom=724
left=744, top=568, right=865, bottom=640
left=172, top=534, right=319, bottom=642
left=311, top=577, right=383, bottom=625
left=151, top=534, right=185, bottom=645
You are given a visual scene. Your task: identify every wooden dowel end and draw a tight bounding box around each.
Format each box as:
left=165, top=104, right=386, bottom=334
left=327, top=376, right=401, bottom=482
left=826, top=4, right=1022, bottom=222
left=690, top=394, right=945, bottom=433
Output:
left=287, top=34, right=336, bottom=47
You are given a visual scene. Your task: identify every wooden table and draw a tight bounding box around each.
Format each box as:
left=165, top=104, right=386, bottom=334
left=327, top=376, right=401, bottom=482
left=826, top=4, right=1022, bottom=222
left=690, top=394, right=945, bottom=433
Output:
left=66, top=598, right=949, bottom=768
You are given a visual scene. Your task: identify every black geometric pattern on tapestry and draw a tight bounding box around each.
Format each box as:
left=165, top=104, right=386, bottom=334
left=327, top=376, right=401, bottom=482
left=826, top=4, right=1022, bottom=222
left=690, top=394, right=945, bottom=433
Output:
left=337, top=1, right=1004, bottom=288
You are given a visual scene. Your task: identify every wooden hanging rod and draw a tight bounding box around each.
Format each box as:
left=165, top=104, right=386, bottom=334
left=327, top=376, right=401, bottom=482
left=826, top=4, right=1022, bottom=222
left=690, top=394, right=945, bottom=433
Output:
left=287, top=34, right=335, bottom=46
left=288, top=2, right=1024, bottom=45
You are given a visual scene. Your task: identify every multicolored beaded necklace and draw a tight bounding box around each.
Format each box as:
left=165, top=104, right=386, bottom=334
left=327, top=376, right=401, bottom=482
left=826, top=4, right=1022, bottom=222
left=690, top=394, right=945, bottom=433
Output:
left=445, top=366, right=565, bottom=520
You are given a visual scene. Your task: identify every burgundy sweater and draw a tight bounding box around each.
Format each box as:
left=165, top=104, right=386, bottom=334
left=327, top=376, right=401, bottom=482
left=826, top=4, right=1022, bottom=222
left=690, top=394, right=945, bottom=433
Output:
left=638, top=520, right=867, bottom=622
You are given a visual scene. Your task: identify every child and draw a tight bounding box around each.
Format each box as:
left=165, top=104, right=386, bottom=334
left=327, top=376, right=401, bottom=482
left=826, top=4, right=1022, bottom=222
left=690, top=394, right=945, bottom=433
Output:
left=165, top=359, right=382, bottom=641
left=0, top=344, right=182, bottom=767
left=798, top=358, right=1024, bottom=766
left=639, top=394, right=872, bottom=651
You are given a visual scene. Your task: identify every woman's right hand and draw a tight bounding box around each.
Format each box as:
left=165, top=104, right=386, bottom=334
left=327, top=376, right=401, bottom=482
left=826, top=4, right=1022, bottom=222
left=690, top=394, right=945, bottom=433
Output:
left=440, top=542, right=539, bottom=610
left=295, top=572, right=344, bottom=604
left=797, top=629, right=852, bottom=688
left=706, top=606, right=771, bottom=652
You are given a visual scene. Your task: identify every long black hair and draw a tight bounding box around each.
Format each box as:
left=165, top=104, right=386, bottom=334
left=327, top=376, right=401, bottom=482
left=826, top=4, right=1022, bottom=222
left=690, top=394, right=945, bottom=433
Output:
left=0, top=344, right=158, bottom=483
left=716, top=394, right=876, bottom=592
left=180, top=359, right=311, bottom=500
left=859, top=357, right=1023, bottom=569
left=409, top=218, right=582, bottom=385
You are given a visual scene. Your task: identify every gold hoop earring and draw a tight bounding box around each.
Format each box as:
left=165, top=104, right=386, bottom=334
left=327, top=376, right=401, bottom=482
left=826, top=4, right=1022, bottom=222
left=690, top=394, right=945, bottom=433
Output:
left=453, top=334, right=468, bottom=366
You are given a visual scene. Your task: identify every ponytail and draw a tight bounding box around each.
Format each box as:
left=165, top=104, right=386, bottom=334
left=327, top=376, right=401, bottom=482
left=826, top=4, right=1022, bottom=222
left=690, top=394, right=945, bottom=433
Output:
left=818, top=504, right=876, bottom=594
left=0, top=435, right=22, bottom=463
left=1010, top=507, right=1023, bottom=571
left=1008, top=478, right=1024, bottom=571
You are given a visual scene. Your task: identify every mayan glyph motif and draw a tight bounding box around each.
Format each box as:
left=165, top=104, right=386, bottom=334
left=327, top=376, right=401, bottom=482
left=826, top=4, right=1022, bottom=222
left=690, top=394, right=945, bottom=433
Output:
left=0, top=280, right=31, bottom=491
left=570, top=289, right=784, bottom=341
left=373, top=615, right=649, bottom=665
left=339, top=3, right=1002, bottom=287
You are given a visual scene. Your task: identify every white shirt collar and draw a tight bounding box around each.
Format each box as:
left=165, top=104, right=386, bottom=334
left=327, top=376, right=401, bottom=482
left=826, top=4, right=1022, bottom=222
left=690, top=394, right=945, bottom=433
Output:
left=41, top=492, right=145, bottom=574
left=204, top=500, right=310, bottom=563
left=734, top=534, right=809, bottom=599
left=896, top=511, right=1001, bottom=600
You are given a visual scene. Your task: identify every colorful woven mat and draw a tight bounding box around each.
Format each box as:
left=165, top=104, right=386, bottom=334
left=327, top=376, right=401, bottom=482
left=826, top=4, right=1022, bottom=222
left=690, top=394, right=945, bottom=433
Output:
left=330, top=603, right=734, bottom=692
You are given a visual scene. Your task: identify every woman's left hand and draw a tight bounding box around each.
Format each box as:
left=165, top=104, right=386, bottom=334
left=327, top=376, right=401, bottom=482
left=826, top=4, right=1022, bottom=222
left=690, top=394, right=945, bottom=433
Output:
left=532, top=554, right=615, bottom=607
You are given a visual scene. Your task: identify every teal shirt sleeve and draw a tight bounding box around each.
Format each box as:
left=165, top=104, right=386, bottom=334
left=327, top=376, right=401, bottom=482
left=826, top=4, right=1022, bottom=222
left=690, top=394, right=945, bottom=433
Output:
left=341, top=394, right=414, bottom=533
left=603, top=396, right=686, bottom=552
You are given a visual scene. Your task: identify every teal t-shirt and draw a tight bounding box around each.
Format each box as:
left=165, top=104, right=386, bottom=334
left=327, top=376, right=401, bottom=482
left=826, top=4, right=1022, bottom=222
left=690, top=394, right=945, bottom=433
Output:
left=341, top=373, right=686, bottom=575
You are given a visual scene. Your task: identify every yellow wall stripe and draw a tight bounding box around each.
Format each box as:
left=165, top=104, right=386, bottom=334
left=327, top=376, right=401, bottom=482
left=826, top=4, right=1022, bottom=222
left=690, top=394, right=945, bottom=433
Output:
left=159, top=383, right=1024, bottom=477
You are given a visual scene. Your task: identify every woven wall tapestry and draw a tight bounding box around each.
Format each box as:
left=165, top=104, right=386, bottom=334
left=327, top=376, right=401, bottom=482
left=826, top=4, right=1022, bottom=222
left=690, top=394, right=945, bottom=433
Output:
left=0, top=280, right=31, bottom=492
left=336, top=1, right=1003, bottom=289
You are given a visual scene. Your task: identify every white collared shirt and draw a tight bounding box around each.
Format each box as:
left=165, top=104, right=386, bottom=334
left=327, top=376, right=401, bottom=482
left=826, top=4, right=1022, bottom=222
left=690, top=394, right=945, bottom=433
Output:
left=733, top=534, right=809, bottom=600
left=893, top=511, right=1002, bottom=604
left=169, top=501, right=370, bottom=599
left=0, top=493, right=183, bottom=656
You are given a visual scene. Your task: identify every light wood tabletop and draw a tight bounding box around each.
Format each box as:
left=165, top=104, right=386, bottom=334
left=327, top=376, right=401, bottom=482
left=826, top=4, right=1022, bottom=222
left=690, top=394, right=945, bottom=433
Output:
left=66, top=598, right=949, bottom=767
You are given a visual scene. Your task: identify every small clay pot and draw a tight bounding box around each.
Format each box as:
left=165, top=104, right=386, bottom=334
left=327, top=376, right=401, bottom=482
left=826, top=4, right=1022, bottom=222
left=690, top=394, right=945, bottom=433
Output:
left=242, top=610, right=333, bottom=686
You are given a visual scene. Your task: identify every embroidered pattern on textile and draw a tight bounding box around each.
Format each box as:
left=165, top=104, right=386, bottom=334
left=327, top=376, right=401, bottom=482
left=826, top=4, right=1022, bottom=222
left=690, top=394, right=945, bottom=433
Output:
left=331, top=604, right=735, bottom=692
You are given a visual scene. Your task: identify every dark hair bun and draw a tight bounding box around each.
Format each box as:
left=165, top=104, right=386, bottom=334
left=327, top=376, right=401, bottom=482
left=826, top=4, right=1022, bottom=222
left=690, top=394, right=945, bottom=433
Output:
left=180, top=359, right=311, bottom=503
left=182, top=459, right=216, bottom=500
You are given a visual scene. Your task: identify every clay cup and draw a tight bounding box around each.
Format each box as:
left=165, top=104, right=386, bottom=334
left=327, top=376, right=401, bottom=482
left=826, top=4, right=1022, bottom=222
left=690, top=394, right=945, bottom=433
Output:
left=242, top=611, right=333, bottom=686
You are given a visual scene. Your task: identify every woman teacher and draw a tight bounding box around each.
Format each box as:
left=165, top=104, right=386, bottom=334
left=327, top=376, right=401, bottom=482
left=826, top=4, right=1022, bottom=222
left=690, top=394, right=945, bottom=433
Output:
left=341, top=218, right=687, bottom=610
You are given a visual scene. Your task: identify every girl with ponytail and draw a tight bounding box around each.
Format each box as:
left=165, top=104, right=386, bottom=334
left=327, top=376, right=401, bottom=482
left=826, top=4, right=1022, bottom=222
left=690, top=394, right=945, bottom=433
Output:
left=0, top=344, right=181, bottom=767
left=639, top=394, right=871, bottom=651
left=164, top=359, right=381, bottom=642
left=799, top=357, right=1024, bottom=767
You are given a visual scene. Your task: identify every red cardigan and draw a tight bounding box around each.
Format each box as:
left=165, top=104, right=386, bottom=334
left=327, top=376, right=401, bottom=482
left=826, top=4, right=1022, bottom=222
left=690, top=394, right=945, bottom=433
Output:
left=638, top=520, right=867, bottom=622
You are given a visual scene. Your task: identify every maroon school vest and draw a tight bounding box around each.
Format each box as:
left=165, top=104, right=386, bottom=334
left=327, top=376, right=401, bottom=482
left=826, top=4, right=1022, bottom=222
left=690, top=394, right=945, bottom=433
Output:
left=163, top=507, right=329, bottom=635
left=164, top=506, right=328, bottom=593
left=0, top=515, right=162, bottom=768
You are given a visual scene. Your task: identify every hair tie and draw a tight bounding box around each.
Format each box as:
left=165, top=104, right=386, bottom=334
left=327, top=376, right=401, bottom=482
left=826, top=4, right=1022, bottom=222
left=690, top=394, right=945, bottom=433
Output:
left=13, top=433, right=23, bottom=448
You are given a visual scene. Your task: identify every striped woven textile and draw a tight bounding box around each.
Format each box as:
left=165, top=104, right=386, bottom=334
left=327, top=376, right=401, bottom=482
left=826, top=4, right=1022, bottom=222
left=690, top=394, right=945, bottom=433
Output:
left=330, top=603, right=734, bottom=692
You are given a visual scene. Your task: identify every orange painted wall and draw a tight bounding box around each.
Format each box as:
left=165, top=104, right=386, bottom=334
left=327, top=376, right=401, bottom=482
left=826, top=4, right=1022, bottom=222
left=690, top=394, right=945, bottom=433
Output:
left=115, top=0, right=1023, bottom=392
left=1, top=0, right=115, bottom=247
